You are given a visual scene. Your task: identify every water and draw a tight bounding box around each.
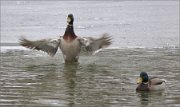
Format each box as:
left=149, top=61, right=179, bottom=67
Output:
left=0, top=1, right=180, bottom=107
left=1, top=48, right=180, bottom=106
left=1, top=1, right=179, bottom=48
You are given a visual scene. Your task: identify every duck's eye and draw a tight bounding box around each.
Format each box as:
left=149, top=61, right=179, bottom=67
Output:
left=67, top=17, right=71, bottom=23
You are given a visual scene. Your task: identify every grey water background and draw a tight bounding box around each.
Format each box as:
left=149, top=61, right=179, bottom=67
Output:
left=0, top=0, right=180, bottom=107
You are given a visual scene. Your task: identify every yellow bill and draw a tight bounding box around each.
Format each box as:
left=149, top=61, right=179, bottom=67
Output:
left=67, top=17, right=71, bottom=23
left=137, top=77, right=143, bottom=84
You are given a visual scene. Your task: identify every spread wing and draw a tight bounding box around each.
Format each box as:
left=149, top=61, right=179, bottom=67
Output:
left=19, top=37, right=60, bottom=56
left=79, top=33, right=112, bottom=55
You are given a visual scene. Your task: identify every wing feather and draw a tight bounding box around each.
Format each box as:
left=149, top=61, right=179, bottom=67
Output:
left=19, top=37, right=60, bottom=56
left=79, top=33, right=112, bottom=55
left=149, top=77, right=166, bottom=85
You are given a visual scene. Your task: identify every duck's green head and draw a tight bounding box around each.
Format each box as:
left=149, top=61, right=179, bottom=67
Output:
left=137, top=72, right=149, bottom=84
left=67, top=14, right=74, bottom=25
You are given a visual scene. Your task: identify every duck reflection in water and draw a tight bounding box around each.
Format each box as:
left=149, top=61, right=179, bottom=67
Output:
left=137, top=91, right=149, bottom=106
left=63, top=63, right=79, bottom=106
left=136, top=91, right=166, bottom=106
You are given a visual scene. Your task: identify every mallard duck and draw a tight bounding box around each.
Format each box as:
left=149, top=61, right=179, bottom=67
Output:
left=19, top=14, right=111, bottom=63
left=136, top=72, right=166, bottom=91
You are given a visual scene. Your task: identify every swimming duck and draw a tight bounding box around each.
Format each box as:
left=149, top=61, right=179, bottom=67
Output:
left=136, top=72, right=166, bottom=91
left=19, top=14, right=111, bottom=63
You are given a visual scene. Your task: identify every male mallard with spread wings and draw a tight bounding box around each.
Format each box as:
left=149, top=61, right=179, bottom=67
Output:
left=19, top=14, right=112, bottom=63
left=136, top=72, right=166, bottom=91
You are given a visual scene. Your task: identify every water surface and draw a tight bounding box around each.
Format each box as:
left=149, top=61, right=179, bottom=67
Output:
left=1, top=48, right=180, bottom=107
